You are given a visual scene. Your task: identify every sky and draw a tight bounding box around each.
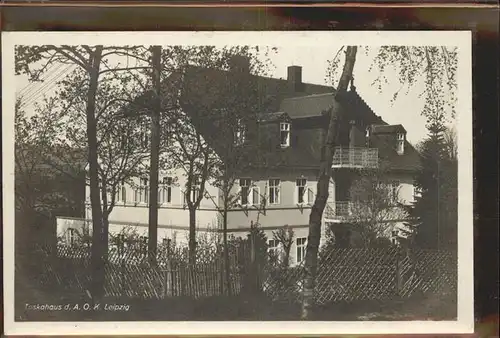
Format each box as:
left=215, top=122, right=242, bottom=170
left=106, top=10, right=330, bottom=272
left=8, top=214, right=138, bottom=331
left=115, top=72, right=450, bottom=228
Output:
left=15, top=46, right=434, bottom=145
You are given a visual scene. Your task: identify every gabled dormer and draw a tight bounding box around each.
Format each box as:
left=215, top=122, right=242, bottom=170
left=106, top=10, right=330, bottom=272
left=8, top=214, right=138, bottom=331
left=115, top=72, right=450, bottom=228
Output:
left=396, top=130, right=406, bottom=155
left=280, top=121, right=291, bottom=148
left=370, top=124, right=407, bottom=155
left=258, top=112, right=292, bottom=149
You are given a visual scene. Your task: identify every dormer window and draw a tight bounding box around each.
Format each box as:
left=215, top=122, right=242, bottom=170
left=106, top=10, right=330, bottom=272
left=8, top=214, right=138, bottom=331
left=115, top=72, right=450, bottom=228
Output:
left=235, top=118, right=246, bottom=145
left=280, top=122, right=290, bottom=147
left=140, top=120, right=150, bottom=149
left=397, top=133, right=405, bottom=155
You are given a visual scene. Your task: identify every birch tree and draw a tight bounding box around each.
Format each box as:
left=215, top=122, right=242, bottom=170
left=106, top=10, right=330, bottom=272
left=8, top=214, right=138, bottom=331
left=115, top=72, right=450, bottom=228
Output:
left=302, top=46, right=458, bottom=319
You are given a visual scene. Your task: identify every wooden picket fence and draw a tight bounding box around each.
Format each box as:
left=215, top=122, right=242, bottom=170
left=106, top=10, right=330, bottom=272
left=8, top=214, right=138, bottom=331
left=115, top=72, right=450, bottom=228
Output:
left=34, top=244, right=244, bottom=299
left=31, top=245, right=457, bottom=304
left=261, top=247, right=457, bottom=305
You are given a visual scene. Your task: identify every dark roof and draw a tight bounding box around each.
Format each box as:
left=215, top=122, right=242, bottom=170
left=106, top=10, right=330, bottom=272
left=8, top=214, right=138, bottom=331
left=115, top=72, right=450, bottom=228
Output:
left=256, top=145, right=321, bottom=170
left=126, top=65, right=419, bottom=173
left=179, top=65, right=333, bottom=114
left=258, top=112, right=289, bottom=123
left=256, top=90, right=420, bottom=172
left=279, top=93, right=336, bottom=119
left=370, top=134, right=421, bottom=172
left=371, top=124, right=407, bottom=134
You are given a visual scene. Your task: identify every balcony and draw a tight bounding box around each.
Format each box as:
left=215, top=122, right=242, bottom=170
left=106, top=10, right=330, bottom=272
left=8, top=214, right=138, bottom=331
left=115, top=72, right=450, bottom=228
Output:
left=331, top=147, right=378, bottom=168
left=324, top=201, right=353, bottom=221
left=324, top=201, right=411, bottom=223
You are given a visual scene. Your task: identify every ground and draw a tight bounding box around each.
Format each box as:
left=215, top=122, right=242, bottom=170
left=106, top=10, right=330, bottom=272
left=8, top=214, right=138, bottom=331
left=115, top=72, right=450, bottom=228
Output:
left=15, top=283, right=456, bottom=322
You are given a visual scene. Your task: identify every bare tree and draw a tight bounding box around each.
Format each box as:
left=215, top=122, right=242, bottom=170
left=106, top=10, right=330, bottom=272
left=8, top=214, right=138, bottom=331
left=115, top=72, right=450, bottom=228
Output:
left=15, top=98, right=85, bottom=255
left=175, top=46, right=275, bottom=294
left=15, top=45, right=150, bottom=299
left=168, top=109, right=215, bottom=265
left=347, top=168, right=408, bottom=247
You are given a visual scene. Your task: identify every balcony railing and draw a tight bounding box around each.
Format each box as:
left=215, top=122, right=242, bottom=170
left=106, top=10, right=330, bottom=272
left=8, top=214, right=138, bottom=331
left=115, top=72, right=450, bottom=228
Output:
left=324, top=201, right=411, bottom=223
left=324, top=201, right=353, bottom=220
left=331, top=147, right=378, bottom=168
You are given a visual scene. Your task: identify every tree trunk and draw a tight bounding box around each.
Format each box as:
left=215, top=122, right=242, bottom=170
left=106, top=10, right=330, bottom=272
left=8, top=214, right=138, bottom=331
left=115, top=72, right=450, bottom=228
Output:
left=301, top=46, right=357, bottom=320
left=148, top=45, right=162, bottom=263
left=102, top=210, right=110, bottom=259
left=223, top=207, right=231, bottom=296
left=87, top=45, right=105, bottom=300
left=188, top=207, right=197, bottom=266
left=100, top=181, right=110, bottom=253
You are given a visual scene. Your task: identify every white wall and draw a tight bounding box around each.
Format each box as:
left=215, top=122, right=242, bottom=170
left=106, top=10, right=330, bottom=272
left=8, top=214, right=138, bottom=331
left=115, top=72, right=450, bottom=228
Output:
left=394, top=174, right=416, bottom=205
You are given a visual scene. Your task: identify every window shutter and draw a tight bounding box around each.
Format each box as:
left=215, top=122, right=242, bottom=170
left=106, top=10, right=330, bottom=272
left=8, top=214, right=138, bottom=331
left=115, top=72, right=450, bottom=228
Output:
left=294, top=183, right=298, bottom=204
left=237, top=185, right=242, bottom=205
left=252, top=187, right=260, bottom=206
left=308, top=187, right=315, bottom=205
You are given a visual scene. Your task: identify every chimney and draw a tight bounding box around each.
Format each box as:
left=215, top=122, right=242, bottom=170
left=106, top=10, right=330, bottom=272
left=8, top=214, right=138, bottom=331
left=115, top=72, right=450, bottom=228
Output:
left=287, top=65, right=302, bottom=92
left=228, top=55, right=250, bottom=73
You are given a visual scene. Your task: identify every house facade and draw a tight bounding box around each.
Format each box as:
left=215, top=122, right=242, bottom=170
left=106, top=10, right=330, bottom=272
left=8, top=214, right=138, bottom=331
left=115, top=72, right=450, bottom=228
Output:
left=57, top=62, right=420, bottom=265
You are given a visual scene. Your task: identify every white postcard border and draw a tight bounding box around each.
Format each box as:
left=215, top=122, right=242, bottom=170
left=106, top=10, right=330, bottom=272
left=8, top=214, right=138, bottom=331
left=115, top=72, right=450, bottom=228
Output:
left=2, top=30, right=474, bottom=335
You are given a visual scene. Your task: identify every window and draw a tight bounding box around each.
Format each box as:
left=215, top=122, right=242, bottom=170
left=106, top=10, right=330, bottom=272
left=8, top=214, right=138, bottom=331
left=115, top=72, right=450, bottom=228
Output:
left=239, top=179, right=261, bottom=206
left=116, top=180, right=127, bottom=203
left=296, top=178, right=307, bottom=204
left=391, top=230, right=399, bottom=245
left=268, top=179, right=280, bottom=205
left=159, top=177, right=172, bottom=204
left=280, top=122, right=290, bottom=147
left=183, top=176, right=201, bottom=205
left=235, top=118, right=246, bottom=145
left=68, top=228, right=75, bottom=246
left=140, top=120, right=150, bottom=149
left=390, top=181, right=400, bottom=204
left=191, top=176, right=200, bottom=202
left=268, top=239, right=279, bottom=260
left=397, top=133, right=405, bottom=154
left=239, top=178, right=251, bottom=205
left=135, top=178, right=149, bottom=204
left=413, top=185, right=422, bottom=202
left=296, top=237, right=307, bottom=263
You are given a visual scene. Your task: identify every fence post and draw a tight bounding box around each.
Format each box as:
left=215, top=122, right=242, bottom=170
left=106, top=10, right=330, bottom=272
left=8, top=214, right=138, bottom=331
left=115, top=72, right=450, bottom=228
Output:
left=118, top=235, right=125, bottom=297
left=395, top=248, right=402, bottom=296
left=165, top=239, right=173, bottom=298
left=219, top=250, right=225, bottom=295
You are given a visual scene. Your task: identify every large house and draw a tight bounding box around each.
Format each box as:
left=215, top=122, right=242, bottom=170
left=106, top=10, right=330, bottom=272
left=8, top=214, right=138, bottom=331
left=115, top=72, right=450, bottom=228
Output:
left=57, top=60, right=420, bottom=264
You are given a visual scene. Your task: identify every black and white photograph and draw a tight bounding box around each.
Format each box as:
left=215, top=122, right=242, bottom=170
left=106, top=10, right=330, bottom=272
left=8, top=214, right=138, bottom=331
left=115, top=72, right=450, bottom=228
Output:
left=2, top=31, right=473, bottom=335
